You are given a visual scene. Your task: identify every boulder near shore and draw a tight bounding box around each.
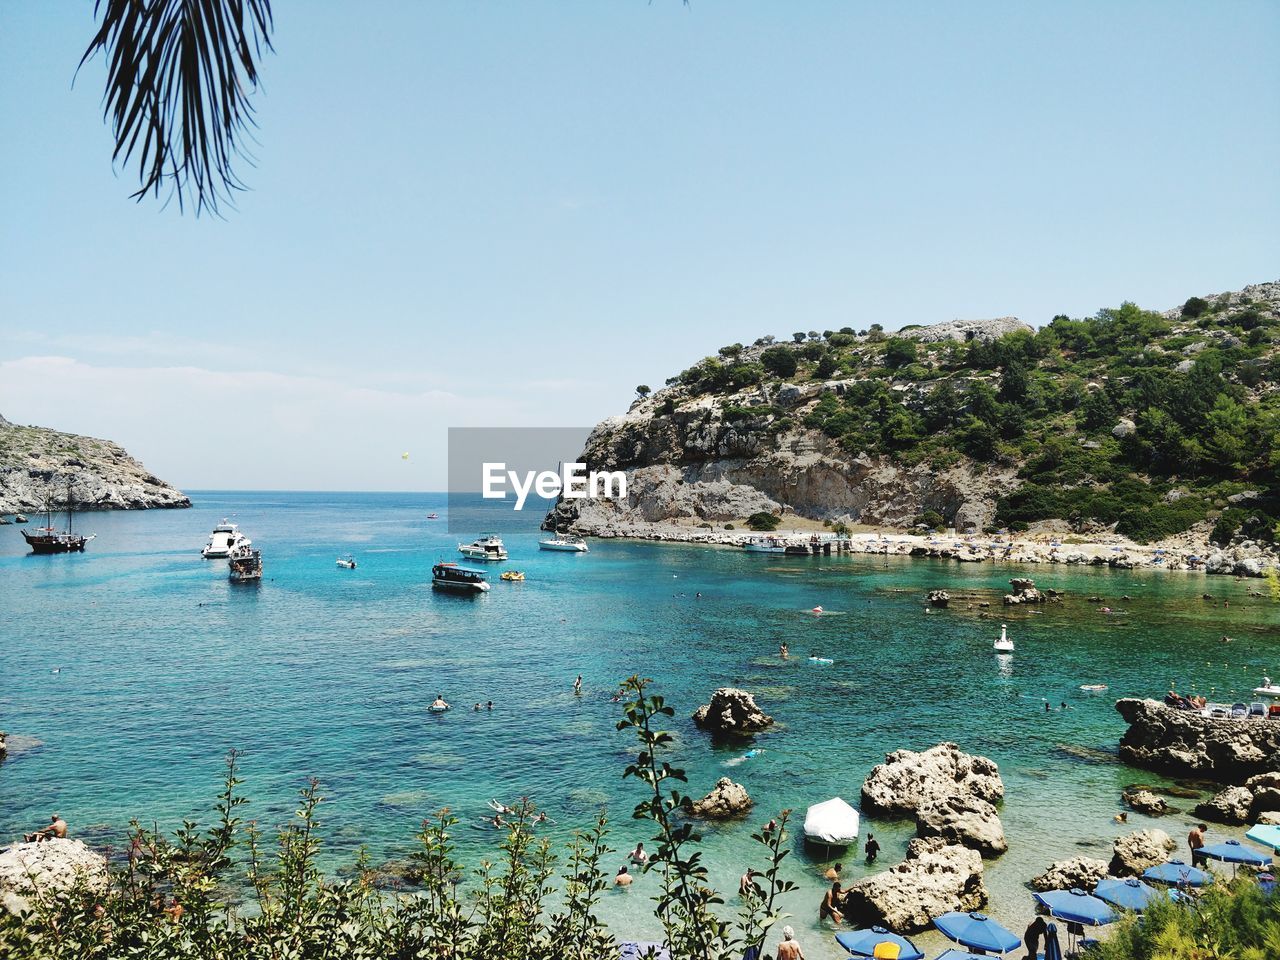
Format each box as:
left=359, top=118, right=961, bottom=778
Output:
left=688, top=777, right=752, bottom=818
left=0, top=839, right=108, bottom=917
left=691, top=688, right=773, bottom=735
left=841, top=836, right=987, bottom=933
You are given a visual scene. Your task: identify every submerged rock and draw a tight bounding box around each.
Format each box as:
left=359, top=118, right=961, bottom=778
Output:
left=841, top=837, right=986, bottom=933
left=1115, top=698, right=1280, bottom=782
left=1109, top=829, right=1175, bottom=877
left=928, top=590, right=951, bottom=608
left=861, top=742, right=1004, bottom=818
left=915, top=794, right=1007, bottom=856
left=691, top=688, right=773, bottom=735
left=688, top=777, right=752, bottom=819
left=0, top=839, right=108, bottom=916
left=1030, top=856, right=1110, bottom=892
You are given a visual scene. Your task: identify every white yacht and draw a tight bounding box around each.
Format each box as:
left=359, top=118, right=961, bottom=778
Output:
left=743, top=536, right=788, bottom=554
left=993, top=623, right=1014, bottom=653
left=1253, top=676, right=1280, bottom=699
left=458, top=533, right=508, bottom=562
left=539, top=533, right=589, bottom=553
left=202, top=520, right=250, bottom=559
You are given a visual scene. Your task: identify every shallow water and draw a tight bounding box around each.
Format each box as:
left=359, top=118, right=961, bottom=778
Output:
left=2, top=492, right=1276, bottom=957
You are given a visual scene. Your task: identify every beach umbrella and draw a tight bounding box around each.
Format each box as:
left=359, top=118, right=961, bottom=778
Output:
left=1042, top=923, right=1063, bottom=960
left=1198, top=840, right=1272, bottom=876
left=933, top=912, right=1021, bottom=954
left=835, top=927, right=924, bottom=960
left=1246, top=824, right=1280, bottom=852
left=1143, top=860, right=1211, bottom=887
left=1033, top=888, right=1117, bottom=926
left=1094, top=877, right=1163, bottom=912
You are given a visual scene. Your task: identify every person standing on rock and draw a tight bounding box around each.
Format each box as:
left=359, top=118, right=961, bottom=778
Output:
left=1189, top=823, right=1208, bottom=865
left=864, top=833, right=880, bottom=863
left=777, top=926, right=805, bottom=960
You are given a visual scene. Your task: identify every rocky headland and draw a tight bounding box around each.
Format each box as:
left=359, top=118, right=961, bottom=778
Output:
left=1116, top=698, right=1280, bottom=783
left=0, top=413, right=189, bottom=514
left=546, top=281, right=1280, bottom=576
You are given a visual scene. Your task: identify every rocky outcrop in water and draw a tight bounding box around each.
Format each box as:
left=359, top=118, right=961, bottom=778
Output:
left=841, top=836, right=987, bottom=933
left=1109, top=829, right=1175, bottom=877
left=1195, top=773, right=1280, bottom=824
left=0, top=415, right=189, bottom=513
left=1123, top=788, right=1171, bottom=816
left=691, top=688, right=773, bottom=735
left=688, top=777, right=752, bottom=819
left=1115, top=698, right=1280, bottom=782
left=915, top=794, right=1008, bottom=856
left=1030, top=857, right=1110, bottom=892
left=927, top=590, right=951, bottom=608
left=0, top=839, right=108, bottom=916
left=1003, top=578, right=1046, bottom=605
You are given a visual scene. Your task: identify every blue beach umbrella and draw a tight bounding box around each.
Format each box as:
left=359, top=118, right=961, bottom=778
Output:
left=1042, top=923, right=1064, bottom=960
left=1033, top=888, right=1117, bottom=926
left=1199, top=840, right=1272, bottom=867
left=1143, top=860, right=1211, bottom=887
left=1094, top=877, right=1162, bottom=911
left=1246, top=824, right=1280, bottom=852
left=933, top=912, right=1021, bottom=954
left=835, top=926, right=924, bottom=960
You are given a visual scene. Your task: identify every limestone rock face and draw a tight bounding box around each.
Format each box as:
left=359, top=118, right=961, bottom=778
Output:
left=861, top=743, right=1004, bottom=818
left=841, top=837, right=987, bottom=933
left=1195, top=786, right=1255, bottom=825
left=915, top=794, right=1008, bottom=856
left=1030, top=857, right=1110, bottom=892
left=1109, top=829, right=1175, bottom=877
left=688, top=777, right=752, bottom=819
left=1115, top=699, right=1280, bottom=781
left=1246, top=772, right=1280, bottom=816
left=0, top=839, right=108, bottom=916
left=691, top=688, right=773, bottom=735
left=1123, top=789, right=1171, bottom=816
left=901, top=317, right=1034, bottom=345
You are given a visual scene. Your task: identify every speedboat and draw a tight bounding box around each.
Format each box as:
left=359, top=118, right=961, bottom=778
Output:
left=993, top=624, right=1014, bottom=653
left=1253, top=676, right=1280, bottom=699
left=203, top=520, right=250, bottom=559
left=14, top=514, right=28, bottom=523
left=432, top=562, right=490, bottom=592
left=743, top=536, right=788, bottom=554
left=539, top=533, right=588, bottom=553
left=228, top=543, right=263, bottom=583
left=426, top=512, right=439, bottom=520
left=336, top=554, right=357, bottom=569
left=458, top=533, right=508, bottom=561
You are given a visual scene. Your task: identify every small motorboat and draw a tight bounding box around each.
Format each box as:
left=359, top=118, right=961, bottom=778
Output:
left=336, top=555, right=357, bottom=569
left=500, top=570, right=525, bottom=582
left=539, top=533, right=589, bottom=553
left=1253, top=676, right=1280, bottom=699
left=1080, top=684, right=1109, bottom=693
left=994, top=623, right=1014, bottom=653
left=458, top=533, right=508, bottom=561
left=13, top=514, right=28, bottom=523
left=0, top=517, right=10, bottom=525
left=426, top=512, right=440, bottom=520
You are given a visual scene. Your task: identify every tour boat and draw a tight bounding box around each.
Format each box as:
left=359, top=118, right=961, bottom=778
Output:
left=22, top=479, right=93, bottom=554
left=743, top=536, right=788, bottom=554
left=993, top=624, right=1014, bottom=653
left=1253, top=676, right=1280, bottom=699
left=336, top=555, right=357, bottom=569
left=539, top=533, right=589, bottom=553
left=228, top=544, right=263, bottom=583
left=432, top=562, right=490, bottom=592
left=458, top=533, right=508, bottom=561
left=202, top=520, right=250, bottom=559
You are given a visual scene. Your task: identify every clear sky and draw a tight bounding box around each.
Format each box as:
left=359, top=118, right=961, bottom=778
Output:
left=2, top=1, right=1277, bottom=491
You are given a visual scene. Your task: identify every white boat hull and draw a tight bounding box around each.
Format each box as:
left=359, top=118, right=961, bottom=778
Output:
left=433, top=577, right=490, bottom=592
left=1253, top=686, right=1280, bottom=699
left=539, top=541, right=588, bottom=552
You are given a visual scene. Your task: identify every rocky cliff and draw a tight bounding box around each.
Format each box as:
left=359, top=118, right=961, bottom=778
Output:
left=0, top=414, right=190, bottom=513
left=1115, top=698, right=1280, bottom=783
left=546, top=282, right=1280, bottom=559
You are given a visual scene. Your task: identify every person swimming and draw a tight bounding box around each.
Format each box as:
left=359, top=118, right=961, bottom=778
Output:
left=430, top=694, right=450, bottom=711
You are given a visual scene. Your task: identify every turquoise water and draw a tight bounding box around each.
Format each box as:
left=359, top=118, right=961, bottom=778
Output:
left=2, top=492, right=1277, bottom=957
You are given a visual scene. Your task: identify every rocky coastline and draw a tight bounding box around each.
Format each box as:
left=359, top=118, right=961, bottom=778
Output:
left=0, top=413, right=189, bottom=513
left=1115, top=698, right=1280, bottom=782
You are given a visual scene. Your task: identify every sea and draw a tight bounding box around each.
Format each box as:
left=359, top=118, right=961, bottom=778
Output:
left=2, top=491, right=1277, bottom=958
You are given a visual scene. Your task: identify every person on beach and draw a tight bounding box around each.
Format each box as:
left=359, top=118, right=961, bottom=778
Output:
left=777, top=926, right=805, bottom=960
left=614, top=865, right=632, bottom=887
left=1189, top=823, right=1208, bottom=864
left=25, top=814, right=68, bottom=843
left=629, top=842, right=648, bottom=865
left=1023, top=915, right=1047, bottom=959
left=819, top=881, right=844, bottom=924
left=823, top=862, right=842, bottom=881
left=865, top=833, right=880, bottom=863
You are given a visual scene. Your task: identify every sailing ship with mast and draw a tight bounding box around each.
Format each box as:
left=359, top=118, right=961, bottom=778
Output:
left=22, top=477, right=93, bottom=554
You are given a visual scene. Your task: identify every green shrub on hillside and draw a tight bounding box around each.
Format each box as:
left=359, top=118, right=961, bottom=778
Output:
left=746, top=511, right=781, bottom=531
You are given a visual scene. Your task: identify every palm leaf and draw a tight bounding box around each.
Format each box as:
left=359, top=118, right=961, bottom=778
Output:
left=80, top=0, right=274, bottom=215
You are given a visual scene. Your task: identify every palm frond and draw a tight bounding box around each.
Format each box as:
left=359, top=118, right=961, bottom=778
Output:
left=81, top=0, right=274, bottom=215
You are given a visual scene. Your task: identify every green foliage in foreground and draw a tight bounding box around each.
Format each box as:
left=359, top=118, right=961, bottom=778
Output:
left=0, top=678, right=797, bottom=960
left=1092, top=878, right=1280, bottom=960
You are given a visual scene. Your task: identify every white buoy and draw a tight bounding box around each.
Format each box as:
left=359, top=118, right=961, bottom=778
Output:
left=994, top=623, right=1014, bottom=653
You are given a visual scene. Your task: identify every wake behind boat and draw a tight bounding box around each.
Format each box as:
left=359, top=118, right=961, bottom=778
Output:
left=539, top=533, right=588, bottom=553
left=458, top=533, right=508, bottom=562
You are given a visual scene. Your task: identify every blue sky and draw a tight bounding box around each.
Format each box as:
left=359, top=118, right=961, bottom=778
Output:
left=2, top=1, right=1277, bottom=490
